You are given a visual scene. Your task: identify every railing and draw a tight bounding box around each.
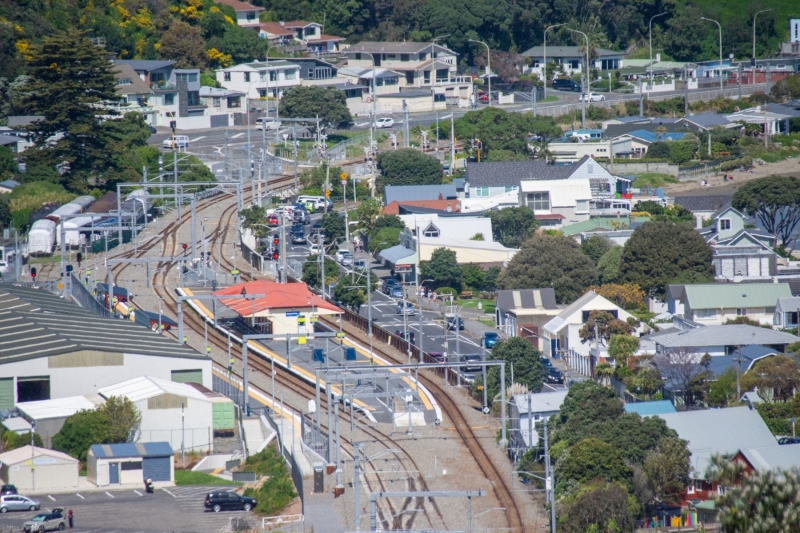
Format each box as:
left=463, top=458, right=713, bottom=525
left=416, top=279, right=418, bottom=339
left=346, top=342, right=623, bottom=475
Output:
left=263, top=514, right=304, bottom=531
left=261, top=407, right=305, bottom=515
left=69, top=274, right=113, bottom=318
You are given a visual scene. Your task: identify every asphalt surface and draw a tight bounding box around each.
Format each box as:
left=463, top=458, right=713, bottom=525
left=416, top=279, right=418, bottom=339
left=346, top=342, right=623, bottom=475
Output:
left=0, top=486, right=255, bottom=533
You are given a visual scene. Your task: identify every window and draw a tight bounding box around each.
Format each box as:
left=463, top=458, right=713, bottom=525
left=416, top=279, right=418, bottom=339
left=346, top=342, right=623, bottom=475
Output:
left=213, top=97, right=221, bottom=107
left=569, top=59, right=580, bottom=69
left=188, top=73, right=197, bottom=82
left=224, top=72, right=231, bottom=82
left=401, top=54, right=409, bottom=62
left=528, top=192, right=550, bottom=211
left=504, top=186, right=515, bottom=193
left=305, top=26, right=316, bottom=36
left=285, top=69, right=297, bottom=80
left=164, top=93, right=175, bottom=106
left=424, top=71, right=431, bottom=83
left=227, top=96, right=241, bottom=108
left=720, top=218, right=731, bottom=230
left=176, top=73, right=198, bottom=83
left=475, top=187, right=490, bottom=197
left=694, top=308, right=717, bottom=319
left=270, top=71, right=278, bottom=82
left=260, top=71, right=266, bottom=82
left=311, top=67, right=332, bottom=80
left=187, top=91, right=200, bottom=106
left=121, top=461, right=143, bottom=471
left=582, top=310, right=618, bottom=322
left=246, top=11, right=256, bottom=20
left=355, top=53, right=362, bottom=60
left=244, top=72, right=251, bottom=82
left=423, top=223, right=440, bottom=238
left=737, top=308, right=747, bottom=316
left=117, top=78, right=132, bottom=86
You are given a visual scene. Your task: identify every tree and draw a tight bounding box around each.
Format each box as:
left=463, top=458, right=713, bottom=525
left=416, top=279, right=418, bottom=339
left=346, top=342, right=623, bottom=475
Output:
left=460, top=264, right=485, bottom=291
left=302, top=254, right=339, bottom=288
left=642, top=436, right=691, bottom=504
left=579, top=311, right=635, bottom=346
left=375, top=149, right=442, bottom=193
left=552, top=381, right=625, bottom=447
left=320, top=212, right=345, bottom=245
left=589, top=283, right=646, bottom=311
left=597, top=246, right=623, bottom=284
left=332, top=271, right=376, bottom=312
left=239, top=205, right=269, bottom=238
left=620, top=220, right=714, bottom=298
left=103, top=396, right=142, bottom=443
left=668, top=141, right=695, bottom=164
left=52, top=398, right=140, bottom=461
left=561, top=482, right=634, bottom=533
left=498, top=233, right=597, bottom=304
left=486, top=207, right=539, bottom=248
left=646, top=142, right=671, bottom=159
left=159, top=20, right=207, bottom=68
left=419, top=248, right=461, bottom=289
left=2, top=430, right=42, bottom=452
left=0, top=146, right=15, bottom=179
left=556, top=438, right=633, bottom=495
left=751, top=355, right=800, bottom=402
left=474, top=50, right=526, bottom=82
left=771, top=74, right=800, bottom=101
left=654, top=350, right=711, bottom=406
left=581, top=236, right=615, bottom=263
left=278, top=86, right=353, bottom=130
left=608, top=334, right=640, bottom=368
left=732, top=175, right=800, bottom=249
left=484, top=337, right=544, bottom=400
left=452, top=107, right=560, bottom=159
left=19, top=30, right=119, bottom=189
left=214, top=24, right=265, bottom=64
left=356, top=198, right=383, bottom=229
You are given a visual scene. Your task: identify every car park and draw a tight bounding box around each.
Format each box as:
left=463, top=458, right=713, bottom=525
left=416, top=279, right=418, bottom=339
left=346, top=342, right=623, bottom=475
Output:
left=375, top=117, right=395, bottom=129
left=204, top=491, right=256, bottom=512
left=397, top=300, right=416, bottom=315
left=552, top=79, right=582, bottom=92
left=483, top=332, right=499, bottom=348
left=545, top=367, right=565, bottom=384
left=162, top=135, right=189, bottom=149
left=291, top=233, right=307, bottom=245
left=23, top=511, right=65, bottom=532
left=0, top=495, right=40, bottom=513
left=580, top=92, right=605, bottom=102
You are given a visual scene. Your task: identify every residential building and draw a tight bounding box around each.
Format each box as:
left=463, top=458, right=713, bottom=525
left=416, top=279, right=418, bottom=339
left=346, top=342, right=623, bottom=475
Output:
left=673, top=194, right=732, bottom=219
left=774, top=296, right=800, bottom=329
left=383, top=184, right=457, bottom=204
left=666, top=283, right=791, bottom=326
left=495, top=289, right=560, bottom=351
left=521, top=46, right=625, bottom=76
left=734, top=444, right=800, bottom=473
left=519, top=179, right=592, bottom=228
left=292, top=58, right=340, bottom=85
left=547, top=137, right=634, bottom=163
left=578, top=228, right=635, bottom=246
left=279, top=21, right=343, bottom=53
left=0, top=180, right=19, bottom=194
left=603, top=121, right=687, bottom=141
left=509, top=391, right=569, bottom=456
left=657, top=406, right=777, bottom=504
left=601, top=116, right=651, bottom=128
left=0, top=135, right=25, bottom=154
left=683, top=112, right=740, bottom=132
left=214, top=0, right=263, bottom=28
left=649, top=324, right=799, bottom=357
left=111, top=63, right=153, bottom=110
left=382, top=199, right=461, bottom=215
left=623, top=400, right=676, bottom=416
left=726, top=106, right=793, bottom=136
left=257, top=22, right=294, bottom=44
left=337, top=67, right=402, bottom=96
left=199, top=86, right=245, bottom=128
left=344, top=42, right=473, bottom=103
left=216, top=60, right=301, bottom=100
left=542, top=291, right=650, bottom=375
left=614, top=129, right=687, bottom=158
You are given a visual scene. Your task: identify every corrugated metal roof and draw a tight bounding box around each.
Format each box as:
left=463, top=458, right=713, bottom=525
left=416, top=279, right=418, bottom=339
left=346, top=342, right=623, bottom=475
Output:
left=512, top=391, right=568, bottom=414
left=560, top=218, right=629, bottom=236
left=90, top=441, right=173, bottom=459
left=653, top=325, right=799, bottom=349
left=465, top=157, right=588, bottom=188
left=624, top=400, right=676, bottom=416
left=384, top=184, right=458, bottom=203
left=740, top=445, right=800, bottom=471
left=658, top=407, right=777, bottom=476
left=378, top=245, right=416, bottom=264
left=97, top=376, right=209, bottom=403
left=0, top=284, right=90, bottom=315
left=347, top=41, right=455, bottom=55
left=683, top=283, right=792, bottom=309
left=17, top=394, right=105, bottom=421
left=673, top=195, right=731, bottom=213
left=0, top=309, right=205, bottom=362
left=496, top=289, right=558, bottom=312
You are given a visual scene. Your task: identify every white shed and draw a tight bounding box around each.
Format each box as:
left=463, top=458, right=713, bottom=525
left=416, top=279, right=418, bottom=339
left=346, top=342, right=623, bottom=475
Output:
left=97, top=376, right=214, bottom=452
left=87, top=442, right=174, bottom=487
left=0, top=446, right=79, bottom=491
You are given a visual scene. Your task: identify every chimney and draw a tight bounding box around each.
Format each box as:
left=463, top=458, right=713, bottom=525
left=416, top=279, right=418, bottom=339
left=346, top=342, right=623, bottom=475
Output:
left=695, top=215, right=703, bottom=230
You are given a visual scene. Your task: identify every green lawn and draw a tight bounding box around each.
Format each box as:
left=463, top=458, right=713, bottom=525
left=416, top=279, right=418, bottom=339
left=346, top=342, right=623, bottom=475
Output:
left=631, top=173, right=679, bottom=189
left=479, top=318, right=495, bottom=328
left=539, top=95, right=558, bottom=103
left=175, top=470, right=240, bottom=486
left=456, top=299, right=496, bottom=314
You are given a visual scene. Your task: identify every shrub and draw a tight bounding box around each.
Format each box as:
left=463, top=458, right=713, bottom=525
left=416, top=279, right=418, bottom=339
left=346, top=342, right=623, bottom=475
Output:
left=242, top=444, right=297, bottom=515
left=435, top=287, right=457, bottom=297
left=719, top=156, right=753, bottom=172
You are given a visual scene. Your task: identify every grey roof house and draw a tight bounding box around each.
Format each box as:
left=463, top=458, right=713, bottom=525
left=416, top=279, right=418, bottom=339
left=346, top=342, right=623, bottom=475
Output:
left=649, top=323, right=799, bottom=357
left=383, top=184, right=457, bottom=204
left=509, top=391, right=569, bottom=456
left=665, top=282, right=791, bottom=326
left=495, top=289, right=560, bottom=351
left=673, top=195, right=732, bottom=218
left=683, top=112, right=741, bottom=132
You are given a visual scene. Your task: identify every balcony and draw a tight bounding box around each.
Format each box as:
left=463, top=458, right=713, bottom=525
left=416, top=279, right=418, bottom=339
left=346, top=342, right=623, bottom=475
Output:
left=421, top=76, right=472, bottom=86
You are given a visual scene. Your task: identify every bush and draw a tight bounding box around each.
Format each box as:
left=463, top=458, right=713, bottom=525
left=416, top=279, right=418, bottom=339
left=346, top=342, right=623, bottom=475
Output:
left=435, top=287, right=457, bottom=297
left=241, top=444, right=297, bottom=515
left=720, top=156, right=753, bottom=172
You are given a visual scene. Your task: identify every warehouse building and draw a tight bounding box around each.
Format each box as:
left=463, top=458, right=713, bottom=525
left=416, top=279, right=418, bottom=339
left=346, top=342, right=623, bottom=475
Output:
left=98, top=376, right=214, bottom=452
left=16, top=394, right=106, bottom=448
left=0, top=285, right=211, bottom=408
left=87, top=442, right=174, bottom=487
left=187, top=382, right=236, bottom=438
left=0, top=445, right=79, bottom=491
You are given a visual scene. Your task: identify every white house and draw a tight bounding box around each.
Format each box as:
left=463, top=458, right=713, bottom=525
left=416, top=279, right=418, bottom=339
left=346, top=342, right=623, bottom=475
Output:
left=509, top=391, right=569, bottom=455
left=495, top=288, right=561, bottom=351
left=521, top=45, right=625, bottom=77
left=650, top=324, right=799, bottom=357
left=278, top=21, right=344, bottom=53
left=543, top=291, right=650, bottom=376
left=726, top=106, right=793, bottom=136
left=215, top=0, right=263, bottom=28
left=518, top=179, right=592, bottom=228
left=774, top=297, right=800, bottom=329
left=216, top=60, right=301, bottom=100
left=666, top=283, right=792, bottom=326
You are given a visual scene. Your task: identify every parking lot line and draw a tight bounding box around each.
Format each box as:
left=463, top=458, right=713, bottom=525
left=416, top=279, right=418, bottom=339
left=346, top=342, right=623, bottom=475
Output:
left=105, top=492, right=115, bottom=498
left=47, top=495, right=55, bottom=501
left=162, top=488, right=176, bottom=498
left=76, top=493, right=84, bottom=499
left=133, top=490, right=142, bottom=496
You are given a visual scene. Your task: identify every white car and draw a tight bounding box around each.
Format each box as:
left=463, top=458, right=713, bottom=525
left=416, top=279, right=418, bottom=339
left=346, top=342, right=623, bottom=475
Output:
left=375, top=117, right=395, bottom=129
left=162, top=135, right=189, bottom=149
left=255, top=119, right=281, bottom=131
left=309, top=243, right=321, bottom=255
left=335, top=250, right=352, bottom=263
left=580, top=92, right=605, bottom=102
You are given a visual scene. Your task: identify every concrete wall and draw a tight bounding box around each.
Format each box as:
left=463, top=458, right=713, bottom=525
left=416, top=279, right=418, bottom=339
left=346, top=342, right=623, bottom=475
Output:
left=601, top=162, right=679, bottom=176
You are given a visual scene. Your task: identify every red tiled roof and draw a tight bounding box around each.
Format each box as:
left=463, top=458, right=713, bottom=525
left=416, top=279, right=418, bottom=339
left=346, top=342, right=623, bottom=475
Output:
left=534, top=214, right=565, bottom=220
left=212, top=280, right=341, bottom=316
left=382, top=200, right=461, bottom=215
left=259, top=22, right=293, bottom=36
left=214, top=0, right=264, bottom=12
left=282, top=20, right=315, bottom=28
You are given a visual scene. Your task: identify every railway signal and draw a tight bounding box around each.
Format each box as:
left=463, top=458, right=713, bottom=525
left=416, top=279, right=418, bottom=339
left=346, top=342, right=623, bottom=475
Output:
left=30, top=267, right=36, bottom=280
left=182, top=243, right=188, bottom=256
left=76, top=252, right=82, bottom=267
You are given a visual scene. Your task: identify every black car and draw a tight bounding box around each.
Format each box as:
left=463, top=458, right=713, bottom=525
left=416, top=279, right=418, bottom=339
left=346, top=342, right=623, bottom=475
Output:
left=312, top=219, right=322, bottom=230
left=540, top=357, right=554, bottom=369
left=552, top=78, right=582, bottom=92
left=446, top=316, right=465, bottom=330
left=0, top=485, right=16, bottom=496
left=778, top=436, right=800, bottom=445
left=291, top=222, right=304, bottom=234
left=204, top=491, right=256, bottom=513
left=545, top=367, right=564, bottom=384
left=291, top=233, right=307, bottom=245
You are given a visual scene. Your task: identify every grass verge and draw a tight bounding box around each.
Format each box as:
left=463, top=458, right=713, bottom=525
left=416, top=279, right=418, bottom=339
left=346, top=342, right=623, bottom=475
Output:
left=456, top=298, right=496, bottom=314
left=631, top=173, right=679, bottom=188
left=175, top=470, right=240, bottom=486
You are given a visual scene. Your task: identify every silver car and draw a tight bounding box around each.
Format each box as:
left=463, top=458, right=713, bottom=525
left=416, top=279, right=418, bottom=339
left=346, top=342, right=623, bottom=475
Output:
left=23, top=511, right=66, bottom=532
left=0, top=494, right=40, bottom=513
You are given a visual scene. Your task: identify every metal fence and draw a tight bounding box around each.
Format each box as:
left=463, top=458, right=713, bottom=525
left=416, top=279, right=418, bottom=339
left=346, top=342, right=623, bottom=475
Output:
left=69, top=273, right=112, bottom=318
left=262, top=408, right=305, bottom=515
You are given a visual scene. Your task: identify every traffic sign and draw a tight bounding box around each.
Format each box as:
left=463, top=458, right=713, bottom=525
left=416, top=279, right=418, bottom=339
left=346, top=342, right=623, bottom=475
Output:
left=336, top=332, right=345, bottom=339
left=285, top=311, right=300, bottom=317
left=297, top=315, right=306, bottom=324
left=231, top=269, right=240, bottom=275
left=340, top=172, right=348, bottom=179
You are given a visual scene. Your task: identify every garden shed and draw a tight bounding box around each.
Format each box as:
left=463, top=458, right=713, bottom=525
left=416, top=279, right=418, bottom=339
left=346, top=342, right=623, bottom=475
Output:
left=87, top=442, right=173, bottom=487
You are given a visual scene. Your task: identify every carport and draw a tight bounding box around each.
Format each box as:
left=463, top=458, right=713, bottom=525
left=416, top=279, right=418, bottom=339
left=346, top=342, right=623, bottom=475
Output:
left=87, top=442, right=173, bottom=487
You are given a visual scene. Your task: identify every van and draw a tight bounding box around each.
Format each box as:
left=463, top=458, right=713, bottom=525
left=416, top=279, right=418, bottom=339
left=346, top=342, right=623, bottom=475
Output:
left=552, top=79, right=582, bottom=92
left=162, top=135, right=189, bottom=149
left=255, top=118, right=281, bottom=131
left=297, top=196, right=332, bottom=211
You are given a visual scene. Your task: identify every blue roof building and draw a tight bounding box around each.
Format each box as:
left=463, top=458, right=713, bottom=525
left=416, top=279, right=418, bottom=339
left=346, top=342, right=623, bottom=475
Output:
left=624, top=400, right=677, bottom=416
left=88, top=442, right=174, bottom=486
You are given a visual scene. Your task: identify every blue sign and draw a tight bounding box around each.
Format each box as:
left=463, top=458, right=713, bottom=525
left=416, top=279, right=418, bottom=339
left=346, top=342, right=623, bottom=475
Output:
left=285, top=311, right=300, bottom=317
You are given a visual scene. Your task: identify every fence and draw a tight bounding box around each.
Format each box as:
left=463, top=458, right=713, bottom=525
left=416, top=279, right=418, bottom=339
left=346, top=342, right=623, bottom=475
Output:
left=69, top=274, right=112, bottom=318
left=602, top=162, right=679, bottom=175
left=262, top=407, right=305, bottom=515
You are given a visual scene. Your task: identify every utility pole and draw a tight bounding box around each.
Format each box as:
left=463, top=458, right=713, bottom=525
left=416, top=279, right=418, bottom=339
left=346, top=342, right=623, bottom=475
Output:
left=292, top=124, right=298, bottom=191
left=403, top=100, right=410, bottom=148
left=684, top=66, right=690, bottom=115
left=544, top=418, right=555, bottom=533
left=639, top=78, right=644, bottom=117
left=450, top=115, right=455, bottom=176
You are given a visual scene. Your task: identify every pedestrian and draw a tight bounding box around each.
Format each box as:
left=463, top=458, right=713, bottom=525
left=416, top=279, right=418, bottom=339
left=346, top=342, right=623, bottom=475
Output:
left=67, top=509, right=73, bottom=529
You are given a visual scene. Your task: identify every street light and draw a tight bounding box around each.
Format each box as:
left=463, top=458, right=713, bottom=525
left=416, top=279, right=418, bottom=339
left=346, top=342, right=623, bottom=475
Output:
left=700, top=17, right=723, bottom=93
left=417, top=279, right=434, bottom=360
left=753, top=9, right=774, bottom=63
left=565, top=28, right=589, bottom=129
left=543, top=23, right=567, bottom=99
left=468, top=39, right=491, bottom=107
left=648, top=12, right=668, bottom=88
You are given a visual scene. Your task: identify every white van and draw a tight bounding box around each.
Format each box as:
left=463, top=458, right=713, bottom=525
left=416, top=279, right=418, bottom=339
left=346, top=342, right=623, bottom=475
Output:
left=162, top=135, right=189, bottom=149
left=298, top=196, right=332, bottom=211
left=255, top=119, right=281, bottom=131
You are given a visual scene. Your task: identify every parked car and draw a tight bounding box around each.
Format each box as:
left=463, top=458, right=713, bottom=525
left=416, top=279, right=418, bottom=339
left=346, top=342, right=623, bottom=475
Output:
left=267, top=214, right=279, bottom=227
left=478, top=92, right=490, bottom=103
left=23, top=511, right=65, bottom=532
left=291, top=233, right=307, bottom=245
left=354, top=259, right=366, bottom=269
left=335, top=250, right=352, bottom=263
left=483, top=332, right=500, bottom=348
left=778, top=436, right=800, bottom=445
left=147, top=125, right=157, bottom=135
left=580, top=92, right=605, bottom=102
left=375, top=117, right=395, bottom=129
left=428, top=352, right=445, bottom=363
left=204, top=491, right=256, bottom=513
left=545, top=367, right=565, bottom=384
left=541, top=357, right=554, bottom=369
left=552, top=79, right=582, bottom=92
left=162, top=135, right=189, bottom=149
left=0, top=495, right=40, bottom=513
left=309, top=243, right=321, bottom=254
left=340, top=255, right=353, bottom=267
left=397, top=300, right=416, bottom=315
left=0, top=485, right=16, bottom=496
left=459, top=354, right=483, bottom=382
left=390, top=286, right=405, bottom=299
left=382, top=278, right=398, bottom=294
left=255, top=119, right=281, bottom=131
left=446, top=315, right=465, bottom=330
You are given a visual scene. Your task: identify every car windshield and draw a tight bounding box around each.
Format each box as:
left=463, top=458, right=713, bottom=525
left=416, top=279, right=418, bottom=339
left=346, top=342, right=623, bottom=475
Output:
left=30, top=515, right=47, bottom=522
left=485, top=333, right=498, bottom=338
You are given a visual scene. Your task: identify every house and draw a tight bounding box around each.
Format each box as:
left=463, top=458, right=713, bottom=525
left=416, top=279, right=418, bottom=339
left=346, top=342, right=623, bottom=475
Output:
left=602, top=116, right=651, bottom=128
left=214, top=0, right=264, bottom=28
left=211, top=280, right=342, bottom=335
left=0, top=135, right=24, bottom=154
left=546, top=137, right=634, bottom=163
left=726, top=106, right=793, bottom=136
left=344, top=42, right=473, bottom=103
left=460, top=189, right=521, bottom=214
left=521, top=46, right=624, bottom=76
left=0, top=180, right=19, bottom=194
left=560, top=217, right=633, bottom=239
left=683, top=112, right=740, bottom=132
left=98, top=376, right=213, bottom=452
left=508, top=391, right=569, bottom=456
left=657, top=407, right=777, bottom=504
left=0, top=446, right=79, bottom=491
left=734, top=444, right=800, bottom=473
left=382, top=199, right=461, bottom=215
left=292, top=58, right=340, bottom=85
left=495, top=289, right=560, bottom=351
left=603, top=121, right=687, bottom=141
left=257, top=22, right=294, bottom=44
left=542, top=291, right=650, bottom=376
left=111, top=63, right=153, bottom=110
left=88, top=442, right=174, bottom=487
left=650, top=324, right=799, bottom=357
left=519, top=179, right=592, bottom=228
left=466, top=156, right=617, bottom=202
left=216, top=60, right=301, bottom=100
left=623, top=400, right=676, bottom=416
left=615, top=129, right=687, bottom=158
left=279, top=21, right=343, bottom=53
left=198, top=87, right=246, bottom=128
left=579, top=229, right=635, bottom=247
left=383, top=184, right=457, bottom=204
left=673, top=195, right=732, bottom=219
left=337, top=67, right=403, bottom=98
left=378, top=89, right=446, bottom=113
left=774, top=297, right=800, bottom=329
left=666, top=283, right=792, bottom=326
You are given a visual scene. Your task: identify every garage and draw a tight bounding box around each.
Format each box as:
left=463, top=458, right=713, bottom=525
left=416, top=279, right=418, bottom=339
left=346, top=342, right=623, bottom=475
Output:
left=87, top=442, right=174, bottom=487
left=0, top=445, right=79, bottom=491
